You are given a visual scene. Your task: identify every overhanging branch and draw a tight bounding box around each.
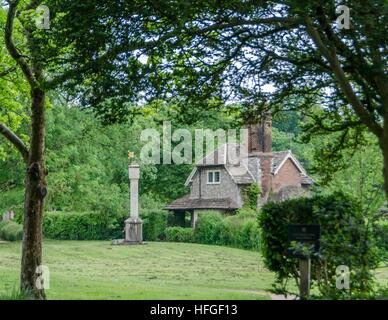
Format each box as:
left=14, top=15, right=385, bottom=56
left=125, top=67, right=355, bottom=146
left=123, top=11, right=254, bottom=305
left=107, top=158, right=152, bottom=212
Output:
left=0, top=122, right=29, bottom=162
left=5, top=0, right=37, bottom=88
left=304, top=16, right=383, bottom=138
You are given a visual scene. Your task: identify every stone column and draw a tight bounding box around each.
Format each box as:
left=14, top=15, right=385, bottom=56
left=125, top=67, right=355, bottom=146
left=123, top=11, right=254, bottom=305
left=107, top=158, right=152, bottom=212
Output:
left=125, top=164, right=143, bottom=243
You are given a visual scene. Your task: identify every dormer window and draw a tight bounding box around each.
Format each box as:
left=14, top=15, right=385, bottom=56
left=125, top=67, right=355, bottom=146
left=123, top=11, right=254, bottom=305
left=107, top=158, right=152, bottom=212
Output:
left=207, top=170, right=220, bottom=184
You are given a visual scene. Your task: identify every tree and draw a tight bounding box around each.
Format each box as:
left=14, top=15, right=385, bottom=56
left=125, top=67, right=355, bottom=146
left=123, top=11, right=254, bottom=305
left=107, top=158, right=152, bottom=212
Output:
left=0, top=0, right=176, bottom=299
left=141, top=0, right=388, bottom=196
left=1, top=0, right=386, bottom=299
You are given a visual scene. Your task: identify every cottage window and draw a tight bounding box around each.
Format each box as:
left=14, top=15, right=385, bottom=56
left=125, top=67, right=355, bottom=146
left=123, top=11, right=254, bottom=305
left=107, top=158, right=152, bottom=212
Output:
left=207, top=170, right=220, bottom=184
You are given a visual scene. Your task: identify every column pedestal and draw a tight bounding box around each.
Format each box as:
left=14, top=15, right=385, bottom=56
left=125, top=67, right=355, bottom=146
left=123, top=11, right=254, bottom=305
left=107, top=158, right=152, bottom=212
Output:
left=125, top=217, right=143, bottom=243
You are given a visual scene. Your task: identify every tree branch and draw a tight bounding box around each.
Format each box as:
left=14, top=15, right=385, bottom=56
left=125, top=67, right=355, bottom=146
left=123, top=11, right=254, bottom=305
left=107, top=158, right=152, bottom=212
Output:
left=304, top=16, right=383, bottom=138
left=0, top=66, right=17, bottom=78
left=5, top=0, right=37, bottom=88
left=0, top=122, right=29, bottom=162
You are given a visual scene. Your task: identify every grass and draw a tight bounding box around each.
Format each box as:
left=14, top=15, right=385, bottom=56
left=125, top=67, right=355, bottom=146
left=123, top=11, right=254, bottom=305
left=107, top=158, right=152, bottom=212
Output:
left=0, top=240, right=276, bottom=300
left=0, top=286, right=29, bottom=300
left=1, top=240, right=386, bottom=300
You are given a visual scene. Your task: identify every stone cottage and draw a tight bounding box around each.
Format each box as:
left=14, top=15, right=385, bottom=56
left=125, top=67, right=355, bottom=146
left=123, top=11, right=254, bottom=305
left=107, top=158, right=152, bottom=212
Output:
left=165, top=114, right=314, bottom=227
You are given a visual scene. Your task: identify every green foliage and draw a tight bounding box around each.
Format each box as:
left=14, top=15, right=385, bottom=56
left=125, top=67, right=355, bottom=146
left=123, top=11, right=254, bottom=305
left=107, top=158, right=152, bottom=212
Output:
left=43, top=207, right=170, bottom=241
left=0, top=9, right=30, bottom=162
left=0, top=221, right=23, bottom=241
left=0, top=187, right=24, bottom=221
left=0, top=286, right=29, bottom=300
left=165, top=227, right=194, bottom=243
left=373, top=220, right=388, bottom=263
left=319, top=135, right=385, bottom=215
left=142, top=209, right=172, bottom=241
left=194, top=212, right=224, bottom=244
left=242, top=184, right=260, bottom=209
left=194, top=209, right=260, bottom=251
left=259, top=193, right=381, bottom=299
left=0, top=103, right=238, bottom=217
left=43, top=211, right=124, bottom=240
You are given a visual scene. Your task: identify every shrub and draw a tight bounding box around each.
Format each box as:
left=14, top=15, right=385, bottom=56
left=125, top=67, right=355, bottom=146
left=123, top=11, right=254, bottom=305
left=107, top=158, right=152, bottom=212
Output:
left=165, top=227, right=194, bottom=243
left=43, top=211, right=124, bottom=240
left=193, top=209, right=260, bottom=250
left=194, top=211, right=224, bottom=244
left=142, top=209, right=172, bottom=241
left=0, top=221, right=23, bottom=241
left=259, top=192, right=380, bottom=299
left=240, top=219, right=261, bottom=251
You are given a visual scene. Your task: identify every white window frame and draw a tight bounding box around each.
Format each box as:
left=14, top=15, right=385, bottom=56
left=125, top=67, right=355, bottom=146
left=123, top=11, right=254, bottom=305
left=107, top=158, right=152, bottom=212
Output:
left=207, top=170, right=221, bottom=184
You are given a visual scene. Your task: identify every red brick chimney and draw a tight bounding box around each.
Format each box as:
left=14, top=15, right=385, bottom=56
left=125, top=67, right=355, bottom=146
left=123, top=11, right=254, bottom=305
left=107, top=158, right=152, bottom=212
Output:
left=247, top=111, right=273, bottom=205
left=248, top=112, right=272, bottom=153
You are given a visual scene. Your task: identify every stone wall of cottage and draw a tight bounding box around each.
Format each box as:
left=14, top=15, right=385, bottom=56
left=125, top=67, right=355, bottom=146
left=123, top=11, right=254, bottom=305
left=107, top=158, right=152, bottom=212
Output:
left=272, top=158, right=301, bottom=191
left=189, top=166, right=243, bottom=207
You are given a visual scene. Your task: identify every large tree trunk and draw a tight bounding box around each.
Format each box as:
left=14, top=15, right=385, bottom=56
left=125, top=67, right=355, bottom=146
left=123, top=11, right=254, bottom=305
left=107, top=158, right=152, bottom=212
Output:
left=20, top=87, right=47, bottom=300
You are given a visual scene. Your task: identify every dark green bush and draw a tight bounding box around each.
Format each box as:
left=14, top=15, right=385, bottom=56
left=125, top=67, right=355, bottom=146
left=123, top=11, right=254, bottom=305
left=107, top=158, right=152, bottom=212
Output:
left=165, top=227, right=194, bottom=243
left=0, top=221, right=23, bottom=241
left=259, top=192, right=380, bottom=299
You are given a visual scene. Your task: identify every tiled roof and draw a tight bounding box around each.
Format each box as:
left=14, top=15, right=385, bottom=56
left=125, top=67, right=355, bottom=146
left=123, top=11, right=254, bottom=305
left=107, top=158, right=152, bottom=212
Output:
left=187, top=143, right=254, bottom=185
left=165, top=194, right=239, bottom=210
left=301, top=174, right=314, bottom=185
left=225, top=165, right=255, bottom=184
left=271, top=151, right=290, bottom=173
left=186, top=143, right=313, bottom=186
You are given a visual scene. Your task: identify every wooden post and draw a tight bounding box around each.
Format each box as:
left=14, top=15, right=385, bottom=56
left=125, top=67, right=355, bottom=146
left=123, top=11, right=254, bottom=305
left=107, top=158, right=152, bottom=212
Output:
left=299, top=258, right=311, bottom=299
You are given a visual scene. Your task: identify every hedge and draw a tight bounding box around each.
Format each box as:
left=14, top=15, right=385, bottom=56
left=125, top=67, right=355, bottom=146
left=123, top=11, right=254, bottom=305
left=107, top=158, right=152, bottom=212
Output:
left=165, top=226, right=194, bottom=243
left=43, top=211, right=123, bottom=240
left=43, top=209, right=171, bottom=241
left=0, top=221, right=23, bottom=241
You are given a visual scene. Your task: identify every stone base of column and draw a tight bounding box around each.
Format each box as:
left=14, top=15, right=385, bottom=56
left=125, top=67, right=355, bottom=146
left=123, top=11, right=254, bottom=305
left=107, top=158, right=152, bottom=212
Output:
left=112, top=217, right=144, bottom=245
left=125, top=217, right=143, bottom=243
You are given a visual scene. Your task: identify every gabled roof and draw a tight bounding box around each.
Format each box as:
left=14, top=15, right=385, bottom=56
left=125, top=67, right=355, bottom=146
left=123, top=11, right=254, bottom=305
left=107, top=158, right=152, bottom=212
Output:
left=185, top=143, right=254, bottom=186
left=271, top=150, right=306, bottom=175
left=185, top=143, right=312, bottom=186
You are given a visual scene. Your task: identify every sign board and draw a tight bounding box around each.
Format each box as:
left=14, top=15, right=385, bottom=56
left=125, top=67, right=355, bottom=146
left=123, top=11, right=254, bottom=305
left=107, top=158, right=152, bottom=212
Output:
left=287, top=224, right=320, bottom=258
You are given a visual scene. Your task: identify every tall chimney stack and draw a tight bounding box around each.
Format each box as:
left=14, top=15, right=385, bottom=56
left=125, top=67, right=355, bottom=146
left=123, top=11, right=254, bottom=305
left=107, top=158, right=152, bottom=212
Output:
left=248, top=111, right=272, bottom=153
left=247, top=111, right=273, bottom=206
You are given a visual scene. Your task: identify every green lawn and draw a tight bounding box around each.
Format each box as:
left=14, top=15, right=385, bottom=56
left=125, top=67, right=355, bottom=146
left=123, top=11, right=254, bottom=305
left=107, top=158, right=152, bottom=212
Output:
left=1, top=240, right=386, bottom=300
left=0, top=240, right=276, bottom=300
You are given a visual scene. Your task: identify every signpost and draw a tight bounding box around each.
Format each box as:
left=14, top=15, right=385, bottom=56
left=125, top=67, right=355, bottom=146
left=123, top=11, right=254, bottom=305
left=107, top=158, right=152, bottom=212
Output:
left=287, top=224, right=320, bottom=299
